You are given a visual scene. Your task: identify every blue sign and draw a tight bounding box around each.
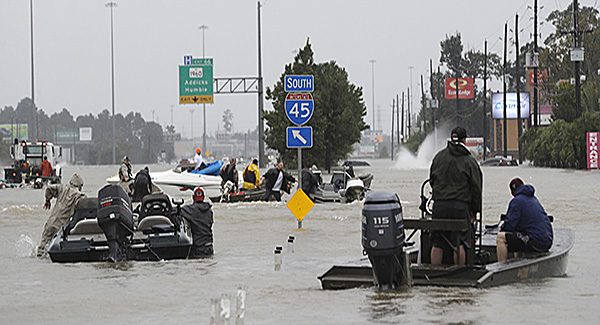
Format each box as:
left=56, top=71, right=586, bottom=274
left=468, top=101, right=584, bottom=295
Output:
left=285, top=93, right=314, bottom=126
left=184, top=55, right=192, bottom=65
left=287, top=127, right=313, bottom=148
left=285, top=75, right=314, bottom=92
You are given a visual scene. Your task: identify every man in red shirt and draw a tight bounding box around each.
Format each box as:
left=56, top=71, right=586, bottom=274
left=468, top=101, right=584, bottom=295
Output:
left=40, top=156, right=54, bottom=177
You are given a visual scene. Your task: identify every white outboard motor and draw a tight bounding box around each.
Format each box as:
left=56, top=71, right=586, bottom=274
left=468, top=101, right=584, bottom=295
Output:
left=362, top=190, right=410, bottom=290
left=97, top=184, right=133, bottom=262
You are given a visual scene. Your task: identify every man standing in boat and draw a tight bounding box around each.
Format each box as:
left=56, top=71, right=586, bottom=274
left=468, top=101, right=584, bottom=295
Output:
left=496, top=178, right=553, bottom=262
left=37, top=173, right=86, bottom=257
left=429, top=126, right=482, bottom=266
left=180, top=187, right=214, bottom=257
left=242, top=159, right=261, bottom=190
left=118, top=156, right=132, bottom=194
left=260, top=161, right=296, bottom=202
left=219, top=157, right=239, bottom=193
left=194, top=147, right=207, bottom=171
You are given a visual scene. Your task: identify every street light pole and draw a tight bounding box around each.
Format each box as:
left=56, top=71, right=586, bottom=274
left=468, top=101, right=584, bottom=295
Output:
left=257, top=1, right=265, bottom=167
left=199, top=24, right=208, bottom=156
left=30, top=0, right=36, bottom=138
left=369, top=59, right=376, bottom=131
left=106, top=2, right=117, bottom=165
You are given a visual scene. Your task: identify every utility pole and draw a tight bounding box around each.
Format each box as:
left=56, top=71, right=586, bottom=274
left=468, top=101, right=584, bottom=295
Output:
left=401, top=92, right=405, bottom=141
left=257, top=1, right=265, bottom=167
left=455, top=54, right=461, bottom=126
left=483, top=40, right=488, bottom=161
left=408, top=66, right=414, bottom=135
left=370, top=59, right=376, bottom=130
left=573, top=0, right=582, bottom=118
left=407, top=87, right=411, bottom=137
left=30, top=0, right=35, bottom=139
left=420, top=75, right=426, bottom=133
left=430, top=59, right=435, bottom=133
left=516, top=14, right=522, bottom=164
left=533, top=0, right=539, bottom=127
left=503, top=22, right=508, bottom=158
left=396, top=94, right=400, bottom=145
left=391, top=98, right=395, bottom=161
left=106, top=2, right=117, bottom=165
left=199, top=24, right=208, bottom=156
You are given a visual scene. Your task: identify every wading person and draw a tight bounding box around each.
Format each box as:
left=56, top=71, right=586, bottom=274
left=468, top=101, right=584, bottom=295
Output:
left=118, top=156, right=132, bottom=194
left=180, top=187, right=214, bottom=257
left=301, top=162, right=318, bottom=201
left=496, top=178, right=553, bottom=262
left=39, top=156, right=54, bottom=178
left=242, top=159, right=261, bottom=190
left=219, top=158, right=239, bottom=193
left=260, top=161, right=296, bottom=202
left=37, top=174, right=86, bottom=257
left=429, top=126, right=482, bottom=266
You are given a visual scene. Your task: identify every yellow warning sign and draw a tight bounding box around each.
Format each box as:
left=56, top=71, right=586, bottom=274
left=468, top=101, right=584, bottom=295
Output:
left=286, top=188, right=315, bottom=222
left=180, top=95, right=213, bottom=104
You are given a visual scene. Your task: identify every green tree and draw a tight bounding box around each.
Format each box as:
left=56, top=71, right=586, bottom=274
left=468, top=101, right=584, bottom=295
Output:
left=265, top=39, right=368, bottom=171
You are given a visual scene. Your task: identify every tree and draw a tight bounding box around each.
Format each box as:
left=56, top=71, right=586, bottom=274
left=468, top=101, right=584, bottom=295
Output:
left=222, top=108, right=233, bottom=133
left=265, top=39, right=368, bottom=171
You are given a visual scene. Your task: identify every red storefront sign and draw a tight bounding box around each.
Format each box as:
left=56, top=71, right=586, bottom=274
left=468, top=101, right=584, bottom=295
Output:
left=528, top=71, right=546, bottom=85
left=445, top=77, right=474, bottom=99
left=587, top=132, right=599, bottom=169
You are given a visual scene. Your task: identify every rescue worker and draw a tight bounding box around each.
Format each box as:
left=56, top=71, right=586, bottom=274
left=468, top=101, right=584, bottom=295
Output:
left=37, top=173, right=86, bottom=257
left=496, top=178, right=553, bottom=262
left=194, top=147, right=207, bottom=171
left=180, top=187, right=214, bottom=257
left=219, top=158, right=239, bottom=193
left=429, top=126, right=482, bottom=266
left=131, top=166, right=152, bottom=202
left=39, top=156, right=54, bottom=177
left=242, top=159, right=261, bottom=190
left=301, top=162, right=318, bottom=201
left=260, top=161, right=296, bottom=202
left=118, top=156, right=132, bottom=193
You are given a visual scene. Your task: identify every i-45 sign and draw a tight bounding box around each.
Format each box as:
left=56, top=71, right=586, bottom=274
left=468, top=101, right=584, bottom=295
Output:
left=285, top=93, right=314, bottom=126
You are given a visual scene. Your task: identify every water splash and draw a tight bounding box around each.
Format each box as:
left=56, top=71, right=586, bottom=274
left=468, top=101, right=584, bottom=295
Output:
left=15, top=234, right=36, bottom=258
left=394, top=125, right=451, bottom=170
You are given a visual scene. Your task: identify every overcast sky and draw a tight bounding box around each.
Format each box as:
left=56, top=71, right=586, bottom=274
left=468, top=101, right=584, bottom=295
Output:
left=1, top=0, right=597, bottom=138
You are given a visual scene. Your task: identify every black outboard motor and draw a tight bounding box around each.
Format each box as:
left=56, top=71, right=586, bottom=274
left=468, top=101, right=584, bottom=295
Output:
left=97, top=184, right=134, bottom=262
left=362, top=190, right=411, bottom=290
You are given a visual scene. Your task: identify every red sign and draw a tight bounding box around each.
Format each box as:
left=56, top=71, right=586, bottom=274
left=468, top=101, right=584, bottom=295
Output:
left=528, top=71, right=546, bottom=85
left=445, top=78, right=474, bottom=99
left=587, top=132, right=599, bottom=169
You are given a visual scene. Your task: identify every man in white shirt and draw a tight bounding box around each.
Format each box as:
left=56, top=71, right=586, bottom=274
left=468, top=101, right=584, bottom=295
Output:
left=194, top=147, right=206, bottom=171
left=260, top=161, right=296, bottom=201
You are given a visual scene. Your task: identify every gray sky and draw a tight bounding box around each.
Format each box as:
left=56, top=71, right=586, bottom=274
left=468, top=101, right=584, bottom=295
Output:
left=1, top=0, right=597, bottom=138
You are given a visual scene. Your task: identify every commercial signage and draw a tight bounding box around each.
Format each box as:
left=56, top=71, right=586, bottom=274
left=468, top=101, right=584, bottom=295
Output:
left=0, top=124, right=28, bottom=141
left=286, top=126, right=313, bottom=148
left=528, top=70, right=546, bottom=85
left=445, top=77, right=474, bottom=99
left=284, top=75, right=314, bottom=92
left=285, top=93, right=314, bottom=126
left=179, top=57, right=213, bottom=104
left=588, top=132, right=599, bottom=169
left=491, top=92, right=530, bottom=119
left=79, top=127, right=92, bottom=142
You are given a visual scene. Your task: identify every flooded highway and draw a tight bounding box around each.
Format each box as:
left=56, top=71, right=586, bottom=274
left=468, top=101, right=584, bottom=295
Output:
left=1, top=158, right=598, bottom=324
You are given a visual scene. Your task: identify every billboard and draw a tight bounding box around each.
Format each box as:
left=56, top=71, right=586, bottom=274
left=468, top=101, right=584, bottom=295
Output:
left=0, top=124, right=28, bottom=141
left=491, top=92, right=530, bottom=119
left=445, top=77, right=474, bottom=99
left=79, top=127, right=92, bottom=141
left=588, top=132, right=599, bottom=169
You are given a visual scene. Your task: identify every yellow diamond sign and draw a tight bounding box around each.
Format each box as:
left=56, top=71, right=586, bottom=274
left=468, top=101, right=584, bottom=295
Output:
left=286, top=188, right=315, bottom=222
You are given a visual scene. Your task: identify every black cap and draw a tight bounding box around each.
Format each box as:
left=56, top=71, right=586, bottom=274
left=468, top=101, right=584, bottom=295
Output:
left=252, top=159, right=258, bottom=165
left=451, top=126, right=467, bottom=141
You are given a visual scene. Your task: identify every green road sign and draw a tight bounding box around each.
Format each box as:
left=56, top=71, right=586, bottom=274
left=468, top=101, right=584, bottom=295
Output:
left=179, top=58, right=213, bottom=104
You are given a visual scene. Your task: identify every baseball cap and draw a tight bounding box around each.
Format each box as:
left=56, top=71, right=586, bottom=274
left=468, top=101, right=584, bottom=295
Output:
left=451, top=126, right=467, bottom=141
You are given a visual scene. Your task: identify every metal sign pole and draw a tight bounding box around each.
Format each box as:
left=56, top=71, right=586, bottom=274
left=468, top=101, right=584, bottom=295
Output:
left=298, top=147, right=302, bottom=229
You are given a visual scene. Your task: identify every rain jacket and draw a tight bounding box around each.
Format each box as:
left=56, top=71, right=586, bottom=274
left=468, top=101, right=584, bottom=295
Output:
left=263, top=167, right=295, bottom=194
left=181, top=201, right=214, bottom=256
left=430, top=141, right=482, bottom=214
left=301, top=168, right=318, bottom=195
left=131, top=168, right=152, bottom=202
left=40, top=159, right=54, bottom=177
left=118, top=161, right=132, bottom=192
left=220, top=163, right=239, bottom=191
left=38, top=174, right=86, bottom=253
left=500, top=184, right=553, bottom=247
left=242, top=163, right=261, bottom=190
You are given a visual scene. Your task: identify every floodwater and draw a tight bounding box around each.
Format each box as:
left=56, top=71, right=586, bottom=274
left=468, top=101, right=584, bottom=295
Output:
left=1, top=152, right=599, bottom=323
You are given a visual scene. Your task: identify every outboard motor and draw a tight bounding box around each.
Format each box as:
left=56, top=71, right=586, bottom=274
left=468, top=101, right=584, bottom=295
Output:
left=362, top=190, right=411, bottom=290
left=97, top=184, right=133, bottom=262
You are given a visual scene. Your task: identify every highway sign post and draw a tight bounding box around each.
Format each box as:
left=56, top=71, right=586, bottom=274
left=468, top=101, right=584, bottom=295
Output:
left=286, top=188, right=315, bottom=226
left=179, top=57, right=214, bottom=104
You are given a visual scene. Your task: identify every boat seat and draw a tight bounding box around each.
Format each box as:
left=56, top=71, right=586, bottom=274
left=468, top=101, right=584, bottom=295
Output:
left=137, top=216, right=174, bottom=232
left=139, top=194, right=173, bottom=221
left=69, top=219, right=103, bottom=235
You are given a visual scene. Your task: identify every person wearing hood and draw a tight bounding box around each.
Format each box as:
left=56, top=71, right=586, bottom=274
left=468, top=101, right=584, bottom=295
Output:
left=496, top=178, right=553, bottom=262
left=131, top=166, right=152, bottom=202
left=180, top=187, right=214, bottom=257
left=429, top=126, right=482, bottom=266
left=37, top=173, right=86, bottom=257
left=219, top=158, right=239, bottom=193
left=118, top=156, right=132, bottom=193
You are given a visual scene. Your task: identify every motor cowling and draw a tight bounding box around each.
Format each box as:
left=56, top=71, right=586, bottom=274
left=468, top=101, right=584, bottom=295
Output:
left=97, top=184, right=133, bottom=262
left=362, top=190, right=409, bottom=290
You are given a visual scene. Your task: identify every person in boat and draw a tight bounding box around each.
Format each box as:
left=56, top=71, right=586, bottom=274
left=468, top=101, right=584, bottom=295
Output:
left=131, top=166, right=152, bottom=203
left=37, top=173, right=86, bottom=257
left=39, top=156, right=54, bottom=178
left=118, top=156, right=132, bottom=194
left=219, top=157, right=239, bottom=193
left=194, top=147, right=207, bottom=171
left=180, top=187, right=214, bottom=257
left=429, top=126, right=482, bottom=266
left=260, top=161, right=296, bottom=202
left=242, top=159, right=261, bottom=190
left=496, top=178, right=553, bottom=262
left=301, top=162, right=318, bottom=201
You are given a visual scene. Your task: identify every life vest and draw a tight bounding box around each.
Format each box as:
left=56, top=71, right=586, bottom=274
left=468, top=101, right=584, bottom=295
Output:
left=243, top=165, right=256, bottom=184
